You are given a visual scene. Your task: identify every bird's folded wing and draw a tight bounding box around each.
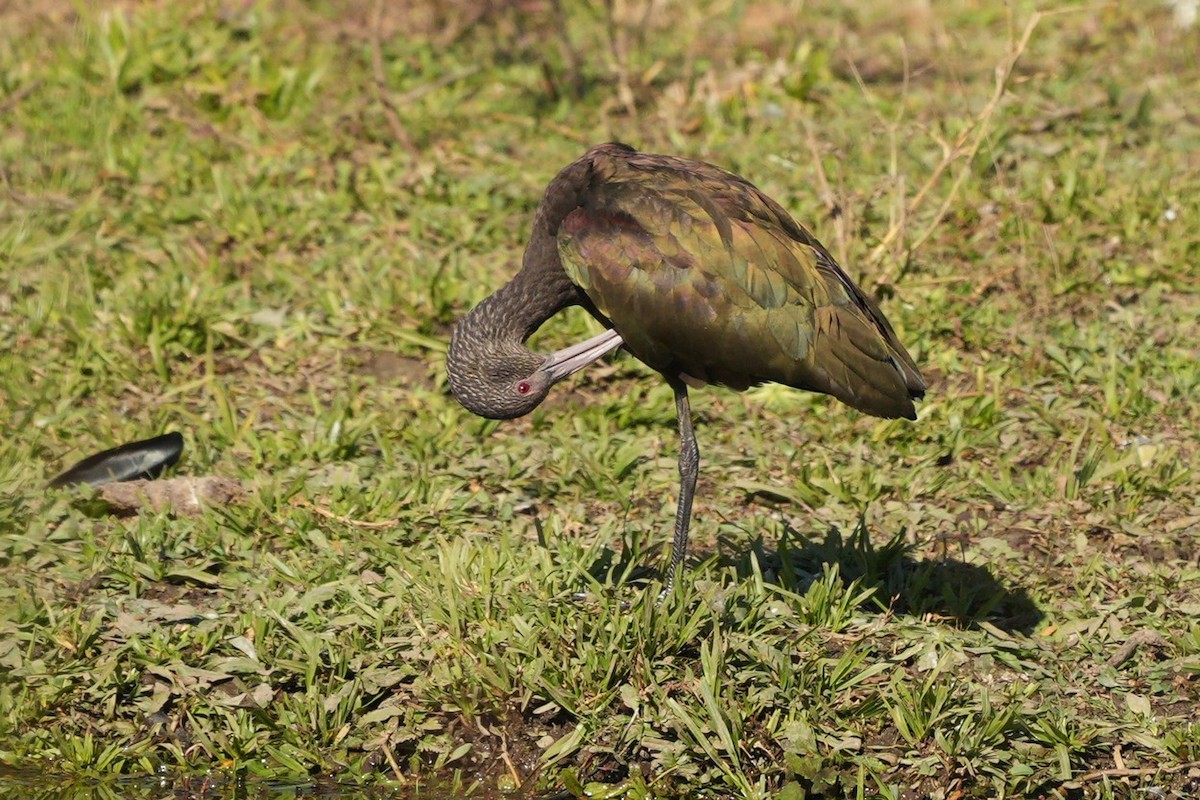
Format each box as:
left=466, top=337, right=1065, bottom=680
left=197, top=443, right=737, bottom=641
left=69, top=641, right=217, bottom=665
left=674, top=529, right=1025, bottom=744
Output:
left=559, top=164, right=923, bottom=419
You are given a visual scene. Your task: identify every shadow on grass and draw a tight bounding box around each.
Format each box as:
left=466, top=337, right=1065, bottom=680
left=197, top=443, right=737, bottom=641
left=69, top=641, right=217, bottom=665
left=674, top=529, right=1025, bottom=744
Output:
left=587, top=518, right=1044, bottom=635
left=729, top=520, right=1046, bottom=635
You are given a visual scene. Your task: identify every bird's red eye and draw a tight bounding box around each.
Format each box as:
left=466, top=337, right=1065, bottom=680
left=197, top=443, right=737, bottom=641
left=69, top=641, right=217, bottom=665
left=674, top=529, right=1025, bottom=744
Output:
left=517, top=381, right=532, bottom=395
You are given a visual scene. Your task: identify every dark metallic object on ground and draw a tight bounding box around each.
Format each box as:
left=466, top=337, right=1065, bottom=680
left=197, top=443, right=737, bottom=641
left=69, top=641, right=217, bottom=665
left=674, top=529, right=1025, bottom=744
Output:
left=49, top=432, right=184, bottom=489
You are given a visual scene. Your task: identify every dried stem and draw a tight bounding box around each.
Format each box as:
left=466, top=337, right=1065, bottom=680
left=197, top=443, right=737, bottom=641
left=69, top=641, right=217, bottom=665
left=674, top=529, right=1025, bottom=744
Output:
left=0, top=79, right=42, bottom=115
left=602, top=0, right=636, bottom=113
left=866, top=10, right=1045, bottom=278
left=370, top=0, right=419, bottom=157
left=1073, top=759, right=1200, bottom=784
left=800, top=117, right=849, bottom=269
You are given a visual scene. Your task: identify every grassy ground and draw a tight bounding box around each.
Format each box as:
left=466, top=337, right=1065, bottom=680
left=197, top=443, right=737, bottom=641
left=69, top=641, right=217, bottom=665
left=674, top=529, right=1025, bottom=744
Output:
left=2, top=0, right=1199, bottom=797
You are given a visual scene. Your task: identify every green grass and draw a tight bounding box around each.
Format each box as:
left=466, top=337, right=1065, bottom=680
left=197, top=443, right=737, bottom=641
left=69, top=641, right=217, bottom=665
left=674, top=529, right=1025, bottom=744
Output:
left=2, top=0, right=1200, bottom=797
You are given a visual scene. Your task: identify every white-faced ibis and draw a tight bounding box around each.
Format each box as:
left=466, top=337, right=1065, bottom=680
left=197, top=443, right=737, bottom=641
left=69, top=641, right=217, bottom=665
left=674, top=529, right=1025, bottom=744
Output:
left=447, top=142, right=925, bottom=596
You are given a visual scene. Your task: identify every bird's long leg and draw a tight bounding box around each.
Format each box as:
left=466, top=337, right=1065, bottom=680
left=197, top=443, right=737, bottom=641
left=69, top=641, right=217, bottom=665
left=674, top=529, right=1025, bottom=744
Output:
left=661, top=377, right=699, bottom=600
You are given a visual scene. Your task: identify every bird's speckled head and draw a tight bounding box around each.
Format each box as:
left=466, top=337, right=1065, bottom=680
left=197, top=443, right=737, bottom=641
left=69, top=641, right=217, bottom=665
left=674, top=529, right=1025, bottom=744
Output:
left=447, top=326, right=554, bottom=420
left=447, top=283, right=625, bottom=421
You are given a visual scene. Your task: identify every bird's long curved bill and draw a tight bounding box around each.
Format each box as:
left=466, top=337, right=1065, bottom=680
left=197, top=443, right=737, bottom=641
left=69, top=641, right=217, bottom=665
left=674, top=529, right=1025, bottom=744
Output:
left=543, top=328, right=624, bottom=383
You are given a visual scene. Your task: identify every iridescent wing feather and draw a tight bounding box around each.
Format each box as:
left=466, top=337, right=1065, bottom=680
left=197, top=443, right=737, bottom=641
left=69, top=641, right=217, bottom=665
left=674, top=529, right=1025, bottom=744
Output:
left=558, top=147, right=925, bottom=419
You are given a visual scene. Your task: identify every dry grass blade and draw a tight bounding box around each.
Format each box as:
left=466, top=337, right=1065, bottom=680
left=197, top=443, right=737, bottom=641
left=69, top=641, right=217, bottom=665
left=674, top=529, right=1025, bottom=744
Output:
left=291, top=496, right=399, bottom=530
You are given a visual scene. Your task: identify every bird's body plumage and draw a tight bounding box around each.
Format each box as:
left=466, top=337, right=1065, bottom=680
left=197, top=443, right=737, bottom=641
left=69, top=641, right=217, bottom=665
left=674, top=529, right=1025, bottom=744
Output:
left=558, top=143, right=924, bottom=418
left=447, top=142, right=926, bottom=596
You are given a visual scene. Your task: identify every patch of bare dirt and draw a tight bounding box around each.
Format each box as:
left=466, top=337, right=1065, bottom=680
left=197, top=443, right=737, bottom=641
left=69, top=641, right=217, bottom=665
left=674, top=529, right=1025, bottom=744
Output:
left=351, top=349, right=433, bottom=387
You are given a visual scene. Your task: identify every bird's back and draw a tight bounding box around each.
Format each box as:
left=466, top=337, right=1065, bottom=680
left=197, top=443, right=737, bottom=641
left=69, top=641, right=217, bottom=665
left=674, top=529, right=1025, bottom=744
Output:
left=557, top=143, right=927, bottom=420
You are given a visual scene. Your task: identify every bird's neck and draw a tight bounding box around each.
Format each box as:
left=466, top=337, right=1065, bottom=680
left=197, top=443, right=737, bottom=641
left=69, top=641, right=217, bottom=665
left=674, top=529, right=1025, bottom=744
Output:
left=448, top=228, right=582, bottom=391
left=465, top=153, right=597, bottom=345
left=449, top=150, right=598, bottom=375
left=472, top=260, right=579, bottom=346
